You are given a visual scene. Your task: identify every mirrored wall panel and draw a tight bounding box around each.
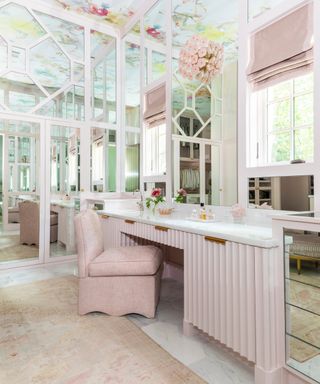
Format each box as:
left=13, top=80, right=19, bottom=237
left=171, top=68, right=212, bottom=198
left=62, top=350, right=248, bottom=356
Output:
left=91, top=127, right=116, bottom=193
left=125, top=39, right=141, bottom=128
left=284, top=228, right=320, bottom=383
left=248, top=176, right=314, bottom=211
left=91, top=31, right=116, bottom=124
left=124, top=23, right=141, bottom=193
left=144, top=0, right=166, bottom=84
left=50, top=126, right=80, bottom=195
left=125, top=132, right=140, bottom=192
left=50, top=125, right=79, bottom=258
left=0, top=119, right=40, bottom=263
left=0, top=3, right=85, bottom=120
left=172, top=0, right=238, bottom=205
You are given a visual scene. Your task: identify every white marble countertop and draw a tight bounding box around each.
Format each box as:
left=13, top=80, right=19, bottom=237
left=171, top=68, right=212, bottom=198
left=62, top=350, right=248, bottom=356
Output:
left=51, top=199, right=76, bottom=208
left=98, top=209, right=279, bottom=249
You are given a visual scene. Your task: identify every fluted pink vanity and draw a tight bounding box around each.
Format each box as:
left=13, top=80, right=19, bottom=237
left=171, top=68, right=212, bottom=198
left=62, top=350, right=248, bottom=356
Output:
left=98, top=208, right=288, bottom=384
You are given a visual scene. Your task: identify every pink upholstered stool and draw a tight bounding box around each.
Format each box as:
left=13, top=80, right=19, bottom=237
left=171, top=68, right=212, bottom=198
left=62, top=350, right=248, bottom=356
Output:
left=74, top=210, right=163, bottom=318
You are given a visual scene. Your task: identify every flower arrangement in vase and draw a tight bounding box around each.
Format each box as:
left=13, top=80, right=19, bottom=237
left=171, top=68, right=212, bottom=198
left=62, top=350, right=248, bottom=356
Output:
left=178, top=35, right=224, bottom=84
left=230, top=204, right=246, bottom=223
left=146, top=188, right=165, bottom=214
left=174, top=188, right=187, bottom=204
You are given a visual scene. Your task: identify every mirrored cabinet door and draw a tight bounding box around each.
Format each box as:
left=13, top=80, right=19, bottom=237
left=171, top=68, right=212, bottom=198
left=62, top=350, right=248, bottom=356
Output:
left=284, top=229, right=320, bottom=383
left=0, top=119, right=40, bottom=264
left=49, top=125, right=79, bottom=258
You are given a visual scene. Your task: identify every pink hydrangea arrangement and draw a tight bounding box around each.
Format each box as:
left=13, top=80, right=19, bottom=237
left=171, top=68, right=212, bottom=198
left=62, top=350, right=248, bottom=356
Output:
left=230, top=204, right=246, bottom=219
left=178, top=35, right=224, bottom=84
left=174, top=188, right=187, bottom=203
left=146, top=188, right=165, bottom=212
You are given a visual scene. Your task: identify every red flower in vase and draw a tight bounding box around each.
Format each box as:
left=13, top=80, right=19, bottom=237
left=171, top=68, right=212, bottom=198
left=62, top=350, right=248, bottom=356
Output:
left=151, top=188, right=162, bottom=197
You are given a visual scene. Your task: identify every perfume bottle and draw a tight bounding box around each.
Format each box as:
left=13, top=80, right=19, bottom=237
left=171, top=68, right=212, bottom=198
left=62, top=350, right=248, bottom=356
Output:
left=199, top=203, right=207, bottom=220
left=207, top=208, right=215, bottom=220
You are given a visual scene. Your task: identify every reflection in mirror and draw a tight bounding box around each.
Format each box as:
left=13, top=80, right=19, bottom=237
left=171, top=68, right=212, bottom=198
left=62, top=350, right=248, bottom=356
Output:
left=248, top=176, right=314, bottom=211
left=172, top=0, right=238, bottom=205
left=91, top=31, right=116, bottom=123
left=90, top=128, right=116, bottom=193
left=144, top=0, right=166, bottom=85
left=144, top=182, right=166, bottom=198
left=50, top=125, right=79, bottom=258
left=125, top=39, right=141, bottom=128
left=50, top=126, right=80, bottom=195
left=0, top=119, right=40, bottom=263
left=124, top=23, right=141, bottom=193
left=0, top=3, right=85, bottom=120
left=125, top=132, right=140, bottom=192
left=284, top=228, right=320, bottom=382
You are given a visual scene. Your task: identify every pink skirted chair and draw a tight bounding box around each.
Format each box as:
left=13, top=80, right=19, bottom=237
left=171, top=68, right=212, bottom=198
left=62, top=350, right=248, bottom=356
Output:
left=74, top=210, right=163, bottom=318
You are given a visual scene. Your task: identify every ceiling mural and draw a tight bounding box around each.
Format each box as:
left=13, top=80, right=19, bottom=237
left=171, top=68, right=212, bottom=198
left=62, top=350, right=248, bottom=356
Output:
left=0, top=3, right=46, bottom=45
left=50, top=0, right=143, bottom=27
left=0, top=2, right=86, bottom=118
left=144, top=0, right=166, bottom=45
left=248, top=0, right=285, bottom=20
left=34, top=11, right=85, bottom=62
left=172, top=0, right=238, bottom=62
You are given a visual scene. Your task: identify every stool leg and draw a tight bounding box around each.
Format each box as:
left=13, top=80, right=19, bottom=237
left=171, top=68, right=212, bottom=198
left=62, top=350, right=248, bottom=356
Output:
left=297, top=259, right=301, bottom=275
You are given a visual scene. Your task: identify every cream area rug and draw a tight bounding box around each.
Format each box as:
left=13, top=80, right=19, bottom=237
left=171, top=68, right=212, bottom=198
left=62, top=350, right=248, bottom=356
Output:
left=0, top=276, right=205, bottom=384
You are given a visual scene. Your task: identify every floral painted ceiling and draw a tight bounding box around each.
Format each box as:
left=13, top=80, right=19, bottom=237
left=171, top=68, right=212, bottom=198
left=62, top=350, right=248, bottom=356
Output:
left=248, top=0, right=285, bottom=20
left=172, top=0, right=238, bottom=61
left=49, top=0, right=144, bottom=27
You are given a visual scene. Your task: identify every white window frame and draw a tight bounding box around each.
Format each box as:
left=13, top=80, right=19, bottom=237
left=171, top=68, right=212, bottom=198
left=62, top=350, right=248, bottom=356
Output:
left=250, top=74, right=314, bottom=167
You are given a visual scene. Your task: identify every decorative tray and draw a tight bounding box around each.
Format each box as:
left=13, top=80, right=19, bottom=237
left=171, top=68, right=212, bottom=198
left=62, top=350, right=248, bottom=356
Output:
left=186, top=217, right=218, bottom=223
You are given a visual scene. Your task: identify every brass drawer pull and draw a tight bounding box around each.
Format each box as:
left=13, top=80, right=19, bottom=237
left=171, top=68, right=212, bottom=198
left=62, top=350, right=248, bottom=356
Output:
left=101, top=214, right=109, bottom=219
left=125, top=219, right=136, bottom=224
left=204, top=236, right=226, bottom=245
left=155, top=226, right=168, bottom=232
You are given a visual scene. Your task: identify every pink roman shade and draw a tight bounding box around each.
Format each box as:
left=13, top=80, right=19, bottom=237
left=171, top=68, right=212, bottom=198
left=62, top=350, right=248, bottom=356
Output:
left=143, top=83, right=166, bottom=127
left=247, top=3, right=314, bottom=90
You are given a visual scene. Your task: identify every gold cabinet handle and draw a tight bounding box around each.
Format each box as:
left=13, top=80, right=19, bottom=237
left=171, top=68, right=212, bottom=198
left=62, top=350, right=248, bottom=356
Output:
left=101, top=214, right=109, bottom=219
left=204, top=236, right=226, bottom=245
left=155, top=225, right=168, bottom=232
left=125, top=219, right=136, bottom=224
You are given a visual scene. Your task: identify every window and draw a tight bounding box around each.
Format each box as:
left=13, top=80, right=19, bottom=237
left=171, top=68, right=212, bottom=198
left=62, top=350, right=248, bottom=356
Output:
left=144, top=122, right=166, bottom=176
left=250, top=73, right=314, bottom=166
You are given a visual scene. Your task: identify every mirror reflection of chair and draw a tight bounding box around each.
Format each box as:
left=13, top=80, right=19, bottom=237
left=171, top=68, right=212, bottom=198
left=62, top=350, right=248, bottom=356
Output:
left=19, top=201, right=39, bottom=246
left=74, top=210, right=164, bottom=318
left=19, top=201, right=58, bottom=246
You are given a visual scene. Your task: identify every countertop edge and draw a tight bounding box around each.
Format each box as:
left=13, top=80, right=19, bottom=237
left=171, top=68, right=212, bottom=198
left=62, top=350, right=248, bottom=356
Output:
left=97, top=210, right=279, bottom=249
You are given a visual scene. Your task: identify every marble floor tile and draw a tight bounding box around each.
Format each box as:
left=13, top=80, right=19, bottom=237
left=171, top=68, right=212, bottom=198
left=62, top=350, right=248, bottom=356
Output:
left=189, top=356, right=254, bottom=384
left=142, top=320, right=209, bottom=366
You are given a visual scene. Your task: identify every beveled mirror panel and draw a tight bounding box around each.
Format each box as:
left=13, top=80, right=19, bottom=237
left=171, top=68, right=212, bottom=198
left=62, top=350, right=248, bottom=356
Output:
left=248, top=176, right=314, bottom=211
left=0, top=119, right=40, bottom=264
left=90, top=128, right=116, bottom=193
left=172, top=0, right=238, bottom=205
left=284, top=228, right=320, bottom=382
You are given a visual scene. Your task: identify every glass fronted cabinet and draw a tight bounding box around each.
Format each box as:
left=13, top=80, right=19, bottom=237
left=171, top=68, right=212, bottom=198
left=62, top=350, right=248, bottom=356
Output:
left=284, top=225, right=320, bottom=383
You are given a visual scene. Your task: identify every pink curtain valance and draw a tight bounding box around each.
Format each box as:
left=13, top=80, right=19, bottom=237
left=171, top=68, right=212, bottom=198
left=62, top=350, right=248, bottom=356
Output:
left=143, top=83, right=166, bottom=123
left=247, top=3, right=314, bottom=90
